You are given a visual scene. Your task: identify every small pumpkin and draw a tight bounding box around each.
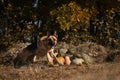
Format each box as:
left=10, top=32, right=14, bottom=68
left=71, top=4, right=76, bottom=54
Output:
left=65, top=56, right=71, bottom=65
left=57, top=57, right=65, bottom=65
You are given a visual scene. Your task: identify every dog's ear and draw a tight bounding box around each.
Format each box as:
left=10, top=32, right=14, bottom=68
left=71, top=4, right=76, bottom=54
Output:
left=53, top=31, right=58, bottom=38
left=47, top=30, right=58, bottom=38
left=47, top=31, right=50, bottom=36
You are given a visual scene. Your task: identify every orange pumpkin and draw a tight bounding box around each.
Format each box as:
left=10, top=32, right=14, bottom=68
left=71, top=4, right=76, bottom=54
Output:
left=57, top=57, right=65, bottom=65
left=65, top=56, right=71, bottom=65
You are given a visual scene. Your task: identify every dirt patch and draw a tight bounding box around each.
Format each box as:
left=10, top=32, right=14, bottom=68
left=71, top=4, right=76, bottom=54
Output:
left=0, top=62, right=120, bottom=80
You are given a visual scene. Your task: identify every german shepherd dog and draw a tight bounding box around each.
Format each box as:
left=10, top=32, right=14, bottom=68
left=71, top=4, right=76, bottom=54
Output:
left=13, top=31, right=58, bottom=68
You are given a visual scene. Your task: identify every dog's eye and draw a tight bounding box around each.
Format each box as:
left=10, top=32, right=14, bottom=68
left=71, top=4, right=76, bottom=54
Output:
left=54, top=38, right=56, bottom=41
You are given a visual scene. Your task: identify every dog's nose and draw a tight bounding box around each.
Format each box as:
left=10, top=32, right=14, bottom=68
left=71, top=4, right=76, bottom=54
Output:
left=48, top=39, right=52, bottom=42
left=48, top=39, right=55, bottom=46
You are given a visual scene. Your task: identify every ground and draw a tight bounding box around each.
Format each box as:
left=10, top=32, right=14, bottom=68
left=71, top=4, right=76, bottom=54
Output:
left=0, top=61, right=120, bottom=80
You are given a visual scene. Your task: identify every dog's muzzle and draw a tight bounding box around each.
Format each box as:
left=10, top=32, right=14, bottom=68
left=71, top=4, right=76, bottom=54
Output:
left=48, top=39, right=56, bottom=46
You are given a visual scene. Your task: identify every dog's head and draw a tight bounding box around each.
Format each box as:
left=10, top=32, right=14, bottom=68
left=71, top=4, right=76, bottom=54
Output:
left=39, top=31, right=58, bottom=49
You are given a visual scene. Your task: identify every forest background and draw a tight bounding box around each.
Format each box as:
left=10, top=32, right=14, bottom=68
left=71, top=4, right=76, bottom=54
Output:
left=0, top=0, right=120, bottom=51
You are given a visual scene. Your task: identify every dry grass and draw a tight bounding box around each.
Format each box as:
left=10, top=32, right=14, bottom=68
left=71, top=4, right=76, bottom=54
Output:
left=0, top=62, right=120, bottom=80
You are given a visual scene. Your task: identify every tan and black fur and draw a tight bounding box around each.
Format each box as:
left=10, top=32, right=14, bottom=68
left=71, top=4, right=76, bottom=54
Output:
left=13, top=31, right=57, bottom=68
